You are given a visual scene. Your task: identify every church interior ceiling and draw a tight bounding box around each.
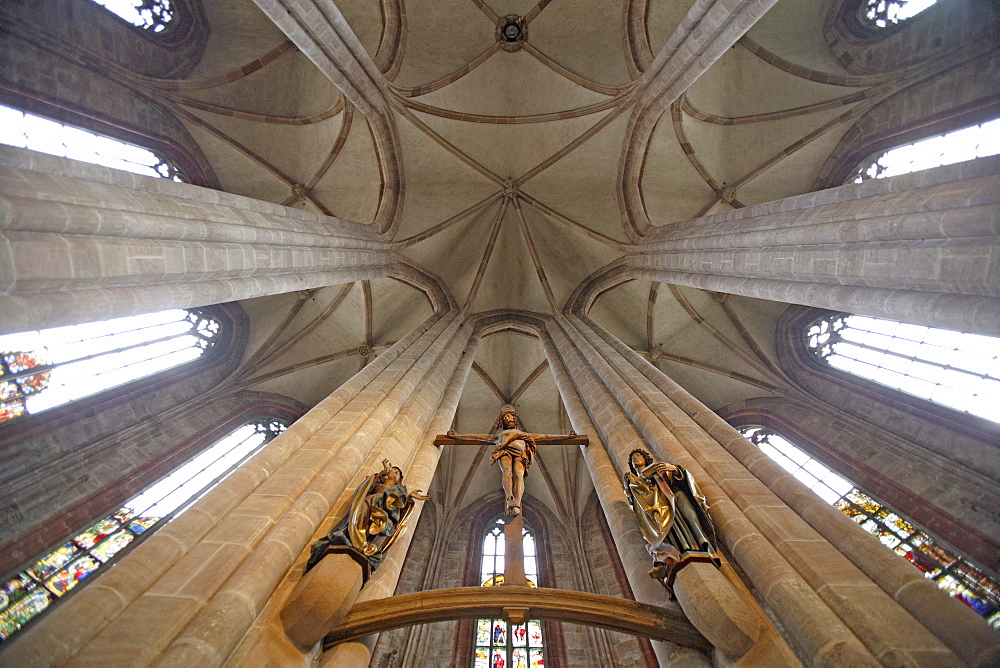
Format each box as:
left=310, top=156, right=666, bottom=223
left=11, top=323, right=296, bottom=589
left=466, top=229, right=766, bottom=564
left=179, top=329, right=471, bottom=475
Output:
left=180, top=0, right=877, bottom=516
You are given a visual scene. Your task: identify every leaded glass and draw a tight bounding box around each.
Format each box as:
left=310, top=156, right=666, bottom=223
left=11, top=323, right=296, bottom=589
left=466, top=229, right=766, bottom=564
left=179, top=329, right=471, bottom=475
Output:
left=853, top=118, right=1000, bottom=182
left=0, top=309, right=220, bottom=424
left=860, top=0, right=936, bottom=28
left=806, top=313, right=999, bottom=423
left=87, top=0, right=175, bottom=32
left=0, top=418, right=287, bottom=643
left=741, top=426, right=1000, bottom=628
left=474, top=517, right=545, bottom=667
left=0, top=104, right=184, bottom=180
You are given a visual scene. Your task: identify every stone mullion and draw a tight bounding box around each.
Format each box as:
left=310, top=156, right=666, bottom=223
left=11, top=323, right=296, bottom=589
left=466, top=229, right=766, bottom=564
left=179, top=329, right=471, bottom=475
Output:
left=554, top=316, right=881, bottom=665
left=143, top=311, right=467, bottom=665
left=579, top=314, right=999, bottom=664
left=538, top=322, right=710, bottom=668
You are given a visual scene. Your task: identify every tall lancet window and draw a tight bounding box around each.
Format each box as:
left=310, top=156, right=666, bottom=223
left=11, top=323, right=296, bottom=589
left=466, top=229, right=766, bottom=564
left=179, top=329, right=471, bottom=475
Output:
left=87, top=0, right=175, bottom=32
left=852, top=118, right=1000, bottom=182
left=0, top=418, right=288, bottom=643
left=805, top=313, right=999, bottom=423
left=0, top=104, right=185, bottom=182
left=861, top=0, right=936, bottom=28
left=740, top=426, right=1000, bottom=627
left=0, top=309, right=220, bottom=424
left=474, top=517, right=546, bottom=668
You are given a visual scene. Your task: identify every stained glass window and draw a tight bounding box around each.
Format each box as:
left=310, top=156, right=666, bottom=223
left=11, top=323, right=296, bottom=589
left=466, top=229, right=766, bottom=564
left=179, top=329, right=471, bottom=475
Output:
left=860, top=0, right=937, bottom=28
left=0, top=309, right=220, bottom=424
left=0, top=418, right=287, bottom=643
left=806, top=313, right=999, bottom=423
left=740, top=426, right=1000, bottom=628
left=853, top=118, right=1000, bottom=182
left=0, top=104, right=184, bottom=181
left=474, top=517, right=546, bottom=668
left=87, top=0, right=175, bottom=32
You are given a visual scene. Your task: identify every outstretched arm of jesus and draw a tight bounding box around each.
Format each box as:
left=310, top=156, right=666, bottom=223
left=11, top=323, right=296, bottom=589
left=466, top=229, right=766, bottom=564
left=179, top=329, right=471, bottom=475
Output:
left=526, top=431, right=577, bottom=444
left=444, top=430, right=496, bottom=444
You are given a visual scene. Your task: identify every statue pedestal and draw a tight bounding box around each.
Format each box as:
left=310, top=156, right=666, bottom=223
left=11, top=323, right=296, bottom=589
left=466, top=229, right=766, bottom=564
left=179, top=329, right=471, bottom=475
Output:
left=672, top=562, right=760, bottom=661
left=280, top=553, right=364, bottom=649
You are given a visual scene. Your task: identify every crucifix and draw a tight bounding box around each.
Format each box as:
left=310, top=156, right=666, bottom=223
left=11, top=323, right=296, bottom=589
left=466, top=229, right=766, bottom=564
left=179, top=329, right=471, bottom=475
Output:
left=434, top=407, right=587, bottom=586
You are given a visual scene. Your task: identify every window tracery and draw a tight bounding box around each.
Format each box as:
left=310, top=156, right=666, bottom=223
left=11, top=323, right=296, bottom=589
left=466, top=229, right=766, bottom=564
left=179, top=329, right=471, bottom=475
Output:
left=87, top=0, right=175, bottom=33
left=852, top=117, right=1000, bottom=183
left=860, top=0, right=937, bottom=28
left=0, top=418, right=287, bottom=642
left=805, top=313, right=998, bottom=423
left=474, top=517, right=546, bottom=668
left=0, top=309, right=220, bottom=424
left=740, top=426, right=1000, bottom=627
left=0, top=104, right=185, bottom=182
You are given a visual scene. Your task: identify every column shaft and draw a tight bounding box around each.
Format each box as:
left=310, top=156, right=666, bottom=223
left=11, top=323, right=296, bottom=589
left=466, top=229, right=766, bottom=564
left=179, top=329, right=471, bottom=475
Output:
left=630, top=157, right=1000, bottom=334
left=0, top=148, right=396, bottom=333
left=582, top=314, right=999, bottom=663
left=1, top=311, right=476, bottom=665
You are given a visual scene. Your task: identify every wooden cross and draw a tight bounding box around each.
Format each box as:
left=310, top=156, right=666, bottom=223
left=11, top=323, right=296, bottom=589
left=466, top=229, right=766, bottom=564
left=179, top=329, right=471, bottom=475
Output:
left=435, top=411, right=587, bottom=586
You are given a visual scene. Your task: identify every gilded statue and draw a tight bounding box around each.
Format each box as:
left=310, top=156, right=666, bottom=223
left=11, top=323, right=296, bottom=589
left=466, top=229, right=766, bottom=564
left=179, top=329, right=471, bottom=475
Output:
left=623, top=448, right=720, bottom=595
left=446, top=407, right=576, bottom=516
left=306, top=459, right=428, bottom=577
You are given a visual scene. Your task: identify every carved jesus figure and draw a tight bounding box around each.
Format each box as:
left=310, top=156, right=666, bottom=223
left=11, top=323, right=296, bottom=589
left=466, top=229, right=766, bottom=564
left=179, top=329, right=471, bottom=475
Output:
left=447, top=408, right=576, bottom=516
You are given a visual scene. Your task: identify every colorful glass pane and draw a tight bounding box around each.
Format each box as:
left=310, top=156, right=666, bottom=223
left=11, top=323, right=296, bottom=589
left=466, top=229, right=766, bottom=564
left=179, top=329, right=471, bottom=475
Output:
left=44, top=556, right=101, bottom=596
left=474, top=648, right=488, bottom=668
left=528, top=621, right=543, bottom=647
left=27, top=543, right=79, bottom=581
left=91, top=531, right=135, bottom=563
left=0, top=589, right=50, bottom=640
left=0, top=400, right=25, bottom=422
left=74, top=517, right=122, bottom=549
left=476, top=619, right=491, bottom=645
left=511, top=624, right=526, bottom=647
left=743, top=425, right=1000, bottom=627
left=128, top=516, right=160, bottom=534
left=513, top=648, right=528, bottom=668
left=492, top=620, right=506, bottom=645
left=529, top=649, right=544, bottom=667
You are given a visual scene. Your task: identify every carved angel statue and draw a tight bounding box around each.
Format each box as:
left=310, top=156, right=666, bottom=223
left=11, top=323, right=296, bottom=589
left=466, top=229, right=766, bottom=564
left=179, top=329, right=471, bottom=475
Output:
left=306, top=459, right=428, bottom=576
left=447, top=407, right=576, bottom=517
left=623, top=448, right=720, bottom=595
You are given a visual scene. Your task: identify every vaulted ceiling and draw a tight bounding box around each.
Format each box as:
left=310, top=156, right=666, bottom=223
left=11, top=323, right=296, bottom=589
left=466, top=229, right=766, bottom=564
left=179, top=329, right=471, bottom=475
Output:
left=169, top=0, right=881, bottom=514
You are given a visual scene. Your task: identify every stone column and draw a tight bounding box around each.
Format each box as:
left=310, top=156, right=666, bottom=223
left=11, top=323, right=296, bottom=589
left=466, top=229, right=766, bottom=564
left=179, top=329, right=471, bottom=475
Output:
left=630, top=156, right=1000, bottom=335
left=583, top=314, right=1000, bottom=664
left=0, top=147, right=400, bottom=334
left=2, top=309, right=475, bottom=665
left=538, top=328, right=711, bottom=668
left=553, top=312, right=987, bottom=664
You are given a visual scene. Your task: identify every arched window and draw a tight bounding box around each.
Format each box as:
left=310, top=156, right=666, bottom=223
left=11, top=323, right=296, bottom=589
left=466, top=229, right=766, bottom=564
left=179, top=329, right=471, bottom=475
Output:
left=0, top=309, right=221, bottom=424
left=860, top=0, right=936, bottom=28
left=88, top=0, right=175, bottom=32
left=474, top=517, right=546, bottom=668
left=740, top=426, right=1000, bottom=627
left=0, top=418, right=287, bottom=643
left=805, top=313, right=998, bottom=423
left=853, top=118, right=1000, bottom=182
left=0, top=104, right=185, bottom=182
